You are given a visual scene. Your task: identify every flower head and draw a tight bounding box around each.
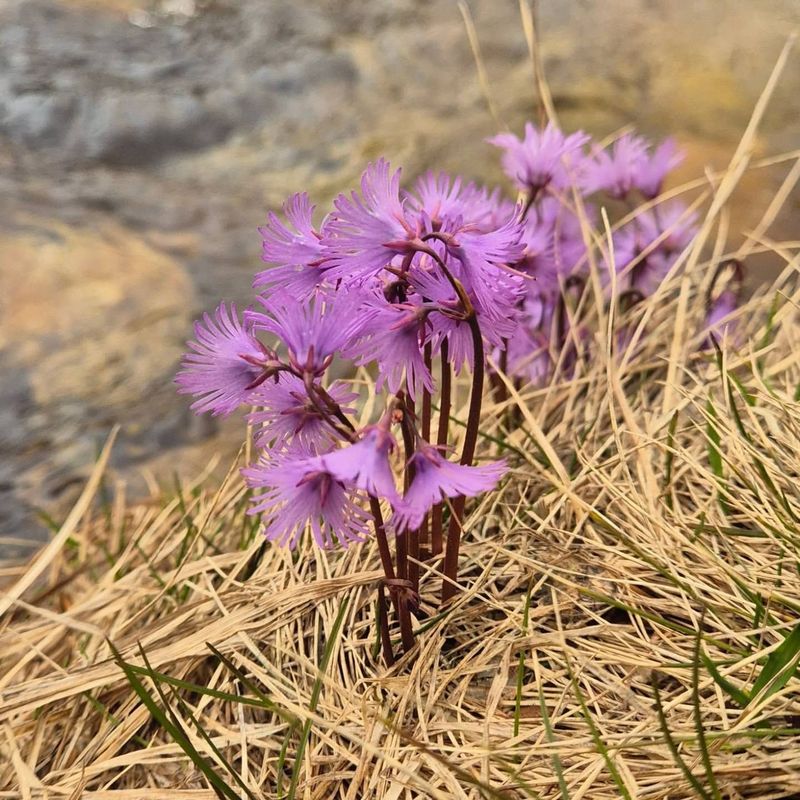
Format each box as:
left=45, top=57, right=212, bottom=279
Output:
left=176, top=303, right=273, bottom=416
left=583, top=133, right=684, bottom=199
left=489, top=122, right=589, bottom=195
left=349, top=293, right=434, bottom=400
left=443, top=214, right=526, bottom=318
left=254, top=193, right=327, bottom=298
left=391, top=443, right=507, bottom=532
left=637, top=138, right=684, bottom=199
left=248, top=375, right=357, bottom=451
left=323, top=160, right=416, bottom=284
left=409, top=172, right=471, bottom=228
left=320, top=425, right=401, bottom=505
left=243, top=446, right=369, bottom=549
left=247, top=289, right=367, bottom=375
left=612, top=201, right=697, bottom=295
left=408, top=262, right=518, bottom=374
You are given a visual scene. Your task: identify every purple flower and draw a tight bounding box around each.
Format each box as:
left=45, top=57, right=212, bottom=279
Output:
left=703, top=260, right=743, bottom=346
left=350, top=292, right=434, bottom=399
left=612, top=201, right=698, bottom=295
left=176, top=303, right=273, bottom=416
left=489, top=122, right=589, bottom=195
left=705, top=290, right=738, bottom=338
left=323, top=159, right=416, bottom=284
left=409, top=172, right=471, bottom=228
left=637, top=138, right=684, bottom=199
left=248, top=375, right=358, bottom=450
left=519, top=198, right=592, bottom=294
left=391, top=443, right=507, bottom=532
left=320, top=425, right=402, bottom=505
left=444, top=215, right=526, bottom=318
left=254, top=193, right=327, bottom=297
left=243, top=446, right=369, bottom=549
left=408, top=262, right=517, bottom=373
left=583, top=133, right=684, bottom=199
left=496, top=314, right=552, bottom=386
left=247, top=290, right=367, bottom=375
left=408, top=172, right=511, bottom=232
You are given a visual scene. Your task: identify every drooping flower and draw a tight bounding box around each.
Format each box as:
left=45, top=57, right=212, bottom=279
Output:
left=495, top=315, right=552, bottom=386
left=323, top=159, right=417, bottom=284
left=489, top=122, right=589, bottom=195
left=243, top=446, right=370, bottom=549
left=246, top=289, right=368, bottom=375
left=612, top=201, right=697, bottom=295
left=254, top=193, right=327, bottom=298
left=637, top=138, right=684, bottom=199
left=176, top=303, right=274, bottom=416
left=391, top=443, right=507, bottom=532
left=320, top=425, right=402, bottom=505
left=408, top=262, right=517, bottom=374
left=583, top=133, right=683, bottom=199
left=248, top=374, right=358, bottom=451
left=443, top=214, right=526, bottom=318
left=349, top=294, right=434, bottom=400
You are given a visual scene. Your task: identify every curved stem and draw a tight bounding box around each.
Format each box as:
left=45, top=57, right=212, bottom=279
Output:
left=297, top=376, right=401, bottom=662
left=430, top=339, right=451, bottom=558
left=302, top=374, right=356, bottom=442
left=416, top=239, right=474, bottom=317
left=441, top=313, right=485, bottom=605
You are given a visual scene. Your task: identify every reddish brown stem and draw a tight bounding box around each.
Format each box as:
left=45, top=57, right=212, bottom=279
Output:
left=430, top=339, right=451, bottom=558
left=441, top=313, right=485, bottom=605
left=300, top=376, right=403, bottom=660
left=491, top=342, right=509, bottom=404
left=412, top=344, right=433, bottom=588
left=368, top=496, right=399, bottom=662
left=422, top=344, right=433, bottom=443
left=396, top=394, right=415, bottom=585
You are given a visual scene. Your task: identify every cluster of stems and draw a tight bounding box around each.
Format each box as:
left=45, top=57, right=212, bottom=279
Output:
left=299, top=246, right=485, bottom=664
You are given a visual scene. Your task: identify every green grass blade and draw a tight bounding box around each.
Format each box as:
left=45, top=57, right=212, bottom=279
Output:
left=699, top=650, right=750, bottom=708
left=123, top=663, right=295, bottom=719
left=567, top=662, right=632, bottom=800
left=537, top=676, right=570, bottom=800
left=662, top=411, right=679, bottom=510
left=513, top=582, right=534, bottom=739
left=285, top=597, right=349, bottom=800
left=749, top=624, right=800, bottom=706
left=651, top=673, right=713, bottom=800
left=705, top=400, right=724, bottom=481
left=206, top=642, right=298, bottom=725
left=109, top=639, right=235, bottom=800
left=691, top=626, right=722, bottom=800
left=136, top=644, right=259, bottom=800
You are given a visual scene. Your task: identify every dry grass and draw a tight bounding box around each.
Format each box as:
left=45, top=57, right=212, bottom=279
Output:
left=3, top=33, right=800, bottom=800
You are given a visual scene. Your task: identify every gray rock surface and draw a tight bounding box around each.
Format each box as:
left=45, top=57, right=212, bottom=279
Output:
left=1, top=0, right=799, bottom=552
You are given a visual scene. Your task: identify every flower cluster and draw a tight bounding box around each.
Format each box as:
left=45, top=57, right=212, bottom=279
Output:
left=176, top=120, right=737, bottom=657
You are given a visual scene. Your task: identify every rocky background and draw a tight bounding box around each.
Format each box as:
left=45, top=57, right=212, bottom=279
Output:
left=1, top=0, right=799, bottom=554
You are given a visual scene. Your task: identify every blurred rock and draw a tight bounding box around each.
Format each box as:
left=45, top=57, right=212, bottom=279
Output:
left=0, top=0, right=798, bottom=550
left=0, top=215, right=194, bottom=541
